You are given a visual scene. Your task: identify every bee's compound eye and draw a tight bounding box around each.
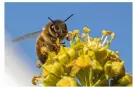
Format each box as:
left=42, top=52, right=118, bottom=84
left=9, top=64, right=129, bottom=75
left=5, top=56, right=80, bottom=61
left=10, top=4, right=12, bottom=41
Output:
left=63, top=28, right=66, bottom=31
left=62, top=25, right=67, bottom=31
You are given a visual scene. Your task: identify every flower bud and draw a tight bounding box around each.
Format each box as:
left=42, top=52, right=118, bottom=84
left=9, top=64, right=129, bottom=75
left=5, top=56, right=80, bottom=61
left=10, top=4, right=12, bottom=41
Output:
left=95, top=49, right=108, bottom=62
left=127, top=83, right=132, bottom=86
left=118, top=73, right=132, bottom=85
left=104, top=61, right=112, bottom=79
left=42, top=64, right=53, bottom=78
left=42, top=62, right=64, bottom=78
left=67, top=48, right=77, bottom=60
left=111, top=61, right=125, bottom=77
left=58, top=46, right=69, bottom=55
left=88, top=50, right=95, bottom=59
left=104, top=61, right=125, bottom=79
left=76, top=55, right=91, bottom=68
left=58, top=54, right=70, bottom=65
left=51, top=62, right=65, bottom=76
left=58, top=46, right=77, bottom=65
left=91, top=59, right=103, bottom=71
left=41, top=73, right=61, bottom=86
left=56, top=76, right=77, bottom=86
left=41, top=62, right=64, bottom=86
left=57, top=46, right=70, bottom=65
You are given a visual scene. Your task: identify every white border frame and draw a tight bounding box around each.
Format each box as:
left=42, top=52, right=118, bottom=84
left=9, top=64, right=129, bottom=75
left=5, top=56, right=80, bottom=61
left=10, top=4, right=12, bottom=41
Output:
left=0, top=1, right=133, bottom=87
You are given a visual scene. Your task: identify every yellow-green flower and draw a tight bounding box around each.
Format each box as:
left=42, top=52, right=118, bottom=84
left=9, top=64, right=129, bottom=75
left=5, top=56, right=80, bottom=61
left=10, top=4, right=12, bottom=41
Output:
left=118, top=72, right=132, bottom=85
left=83, top=27, right=90, bottom=33
left=76, top=55, right=92, bottom=68
left=32, top=27, right=132, bottom=86
left=56, top=76, right=78, bottom=86
left=104, top=61, right=125, bottom=79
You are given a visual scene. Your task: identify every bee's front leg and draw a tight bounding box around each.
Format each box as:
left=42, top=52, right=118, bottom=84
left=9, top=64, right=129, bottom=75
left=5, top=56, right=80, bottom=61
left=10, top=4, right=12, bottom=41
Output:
left=37, top=42, right=49, bottom=64
left=52, top=44, right=60, bottom=53
left=56, top=38, right=65, bottom=47
left=36, top=60, right=42, bottom=68
left=66, top=31, right=73, bottom=41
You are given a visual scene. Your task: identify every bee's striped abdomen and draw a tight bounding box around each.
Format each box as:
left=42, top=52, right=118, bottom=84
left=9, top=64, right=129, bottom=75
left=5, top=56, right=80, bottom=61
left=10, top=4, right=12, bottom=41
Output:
left=36, top=35, right=47, bottom=64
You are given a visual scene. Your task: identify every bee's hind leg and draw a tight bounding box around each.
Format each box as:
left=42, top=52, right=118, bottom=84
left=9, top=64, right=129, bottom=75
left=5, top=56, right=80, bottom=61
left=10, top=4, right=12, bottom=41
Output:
left=39, top=42, right=49, bottom=55
left=36, top=42, right=48, bottom=65
left=66, top=31, right=73, bottom=41
left=31, top=75, right=41, bottom=85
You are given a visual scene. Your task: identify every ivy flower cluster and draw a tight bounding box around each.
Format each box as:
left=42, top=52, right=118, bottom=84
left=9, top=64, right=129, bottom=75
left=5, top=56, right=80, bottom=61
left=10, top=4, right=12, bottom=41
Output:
left=32, top=27, right=132, bottom=86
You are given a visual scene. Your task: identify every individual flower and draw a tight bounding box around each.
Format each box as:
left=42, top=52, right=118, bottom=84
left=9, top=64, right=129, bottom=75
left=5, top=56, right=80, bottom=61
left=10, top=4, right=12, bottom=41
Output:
left=56, top=76, right=78, bottom=86
left=118, top=72, right=132, bottom=85
left=76, top=55, right=92, bottom=68
left=104, top=61, right=125, bottom=79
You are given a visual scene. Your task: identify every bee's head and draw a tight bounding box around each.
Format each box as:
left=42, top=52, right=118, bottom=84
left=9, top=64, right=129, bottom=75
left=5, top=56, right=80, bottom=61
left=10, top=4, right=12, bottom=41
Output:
left=49, top=20, right=67, bottom=38
left=48, top=14, right=74, bottom=39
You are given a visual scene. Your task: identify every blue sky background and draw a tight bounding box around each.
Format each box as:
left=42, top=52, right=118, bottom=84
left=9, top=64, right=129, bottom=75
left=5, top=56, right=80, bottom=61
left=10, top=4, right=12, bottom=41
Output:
left=5, top=3, right=132, bottom=74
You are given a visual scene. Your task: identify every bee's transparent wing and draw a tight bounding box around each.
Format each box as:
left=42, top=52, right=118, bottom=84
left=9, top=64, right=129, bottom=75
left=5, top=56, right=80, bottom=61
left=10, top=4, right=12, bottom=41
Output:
left=12, top=30, right=42, bottom=42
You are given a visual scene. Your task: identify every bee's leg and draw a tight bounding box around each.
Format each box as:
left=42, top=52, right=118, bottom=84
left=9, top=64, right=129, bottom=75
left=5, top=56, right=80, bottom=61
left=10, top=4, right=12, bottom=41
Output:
left=52, top=44, right=60, bottom=54
left=40, top=42, right=49, bottom=55
left=55, top=38, right=65, bottom=47
left=36, top=42, right=48, bottom=64
left=36, top=60, right=42, bottom=68
left=66, top=31, right=73, bottom=41
left=66, top=37, right=70, bottom=41
left=66, top=34, right=70, bottom=41
left=31, top=75, right=41, bottom=85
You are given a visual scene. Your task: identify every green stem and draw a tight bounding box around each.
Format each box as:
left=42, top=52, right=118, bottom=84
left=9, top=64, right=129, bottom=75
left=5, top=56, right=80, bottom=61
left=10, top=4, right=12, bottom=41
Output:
left=89, top=68, right=93, bottom=86
left=93, top=74, right=108, bottom=86
left=76, top=69, right=86, bottom=86
left=83, top=68, right=88, bottom=86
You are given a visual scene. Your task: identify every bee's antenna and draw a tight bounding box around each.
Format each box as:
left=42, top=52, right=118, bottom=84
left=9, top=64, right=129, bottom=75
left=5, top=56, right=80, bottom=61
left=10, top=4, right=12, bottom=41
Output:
left=48, top=17, right=54, bottom=23
left=64, top=14, right=74, bottom=22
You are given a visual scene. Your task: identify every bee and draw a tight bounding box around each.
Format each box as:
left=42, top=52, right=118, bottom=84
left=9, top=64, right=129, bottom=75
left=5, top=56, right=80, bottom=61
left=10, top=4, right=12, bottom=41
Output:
left=12, top=14, right=74, bottom=65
